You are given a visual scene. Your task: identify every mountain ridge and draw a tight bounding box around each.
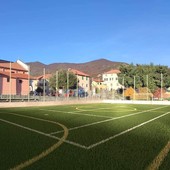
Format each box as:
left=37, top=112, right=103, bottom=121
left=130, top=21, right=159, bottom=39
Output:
left=27, top=58, right=128, bottom=77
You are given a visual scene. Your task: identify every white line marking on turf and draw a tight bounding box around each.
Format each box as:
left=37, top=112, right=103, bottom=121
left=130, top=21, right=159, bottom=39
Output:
left=50, top=118, right=113, bottom=135
left=0, top=113, right=88, bottom=149
left=0, top=118, right=59, bottom=140
left=0, top=106, right=169, bottom=150
left=50, top=106, right=167, bottom=135
left=39, top=108, right=113, bottom=119
left=87, top=111, right=170, bottom=149
left=10, top=121, right=68, bottom=170
left=76, top=107, right=136, bottom=112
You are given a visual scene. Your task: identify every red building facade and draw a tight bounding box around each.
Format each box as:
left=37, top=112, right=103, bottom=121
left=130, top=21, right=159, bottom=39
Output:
left=0, top=62, right=30, bottom=95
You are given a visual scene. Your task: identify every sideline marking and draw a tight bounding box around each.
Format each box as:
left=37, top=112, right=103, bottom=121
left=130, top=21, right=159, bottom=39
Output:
left=0, top=112, right=88, bottom=149
left=147, top=141, right=170, bottom=170
left=76, top=107, right=137, bottom=112
left=2, top=110, right=169, bottom=151
left=0, top=113, right=69, bottom=170
left=40, top=108, right=113, bottom=119
left=0, top=105, right=169, bottom=152
left=50, top=106, right=167, bottom=135
left=87, top=111, right=170, bottom=149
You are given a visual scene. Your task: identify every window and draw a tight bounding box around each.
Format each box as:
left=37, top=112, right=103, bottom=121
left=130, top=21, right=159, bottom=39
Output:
left=19, top=80, right=22, bottom=83
left=7, top=77, right=10, bottom=82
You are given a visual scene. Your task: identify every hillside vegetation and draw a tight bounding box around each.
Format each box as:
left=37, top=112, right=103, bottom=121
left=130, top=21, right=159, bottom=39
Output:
left=27, top=59, right=127, bottom=77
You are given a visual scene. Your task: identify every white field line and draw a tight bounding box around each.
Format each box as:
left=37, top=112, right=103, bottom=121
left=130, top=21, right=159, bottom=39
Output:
left=39, top=108, right=113, bottom=119
left=87, top=111, right=170, bottom=149
left=0, top=106, right=169, bottom=150
left=50, top=118, right=113, bottom=135
left=0, top=118, right=59, bottom=140
left=50, top=106, right=167, bottom=135
left=0, top=114, right=88, bottom=149
left=75, top=107, right=136, bottom=112
left=1, top=111, right=170, bottom=150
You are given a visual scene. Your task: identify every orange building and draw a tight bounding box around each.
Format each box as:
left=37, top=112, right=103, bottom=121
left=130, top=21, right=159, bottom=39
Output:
left=0, top=61, right=30, bottom=95
left=69, top=68, right=90, bottom=92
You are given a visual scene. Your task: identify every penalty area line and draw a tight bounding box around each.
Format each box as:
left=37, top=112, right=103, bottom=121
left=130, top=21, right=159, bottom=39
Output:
left=50, top=106, right=167, bottom=135
left=87, top=111, right=170, bottom=149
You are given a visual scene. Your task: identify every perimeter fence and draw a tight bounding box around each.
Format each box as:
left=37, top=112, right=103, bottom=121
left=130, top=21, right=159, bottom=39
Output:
left=0, top=67, right=170, bottom=103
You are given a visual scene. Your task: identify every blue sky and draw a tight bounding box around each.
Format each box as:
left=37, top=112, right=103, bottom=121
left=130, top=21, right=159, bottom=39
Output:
left=0, top=0, right=170, bottom=66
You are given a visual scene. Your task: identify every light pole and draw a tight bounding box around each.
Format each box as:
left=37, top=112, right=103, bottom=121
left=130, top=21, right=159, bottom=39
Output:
left=161, top=73, right=163, bottom=100
left=146, top=75, right=148, bottom=101
left=9, top=62, right=12, bottom=102
left=67, top=69, right=70, bottom=100
left=133, top=76, right=136, bottom=100
left=76, top=72, right=79, bottom=99
left=133, top=76, right=140, bottom=100
left=43, top=68, right=45, bottom=102
left=56, top=71, right=58, bottom=101
left=122, top=76, right=125, bottom=100
left=28, top=65, right=30, bottom=102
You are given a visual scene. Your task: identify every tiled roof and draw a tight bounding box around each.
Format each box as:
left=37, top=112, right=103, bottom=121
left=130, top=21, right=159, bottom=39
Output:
left=69, top=68, right=90, bottom=77
left=104, top=69, right=121, bottom=74
left=0, top=62, right=27, bottom=71
left=36, top=74, right=52, bottom=80
left=93, top=78, right=103, bottom=82
left=0, top=71, right=33, bottom=79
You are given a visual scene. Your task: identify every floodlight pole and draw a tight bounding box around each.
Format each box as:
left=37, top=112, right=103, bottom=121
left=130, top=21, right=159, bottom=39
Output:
left=122, top=76, right=125, bottom=100
left=9, top=62, right=12, bottom=102
left=161, top=73, right=163, bottom=100
left=67, top=69, right=70, bottom=100
left=28, top=65, right=30, bottom=102
left=133, top=76, right=135, bottom=100
left=56, top=71, right=58, bottom=101
left=146, top=75, right=148, bottom=101
left=76, top=72, right=79, bottom=100
left=43, top=68, right=45, bottom=102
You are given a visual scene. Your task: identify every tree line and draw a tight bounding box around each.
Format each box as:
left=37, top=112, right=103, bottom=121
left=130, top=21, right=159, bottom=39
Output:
left=119, top=63, right=170, bottom=93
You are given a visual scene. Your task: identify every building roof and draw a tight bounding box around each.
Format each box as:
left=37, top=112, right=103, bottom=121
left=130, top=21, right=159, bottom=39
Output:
left=104, top=69, right=121, bottom=74
left=36, top=74, right=52, bottom=80
left=69, top=68, right=90, bottom=77
left=93, top=78, right=103, bottom=82
left=0, top=62, right=27, bottom=71
left=0, top=71, right=33, bottom=79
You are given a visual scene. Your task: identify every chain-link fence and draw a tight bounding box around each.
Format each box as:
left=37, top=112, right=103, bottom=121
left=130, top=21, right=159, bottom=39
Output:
left=0, top=67, right=169, bottom=102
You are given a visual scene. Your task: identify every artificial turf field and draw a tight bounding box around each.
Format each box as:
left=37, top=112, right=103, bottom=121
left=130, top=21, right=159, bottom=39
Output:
left=0, top=103, right=170, bottom=170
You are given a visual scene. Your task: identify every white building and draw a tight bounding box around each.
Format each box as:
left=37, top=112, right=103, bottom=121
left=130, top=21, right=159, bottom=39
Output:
left=102, top=69, right=122, bottom=91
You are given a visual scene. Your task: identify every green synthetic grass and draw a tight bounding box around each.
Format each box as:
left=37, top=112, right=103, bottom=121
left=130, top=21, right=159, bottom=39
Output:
left=0, top=103, right=170, bottom=170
